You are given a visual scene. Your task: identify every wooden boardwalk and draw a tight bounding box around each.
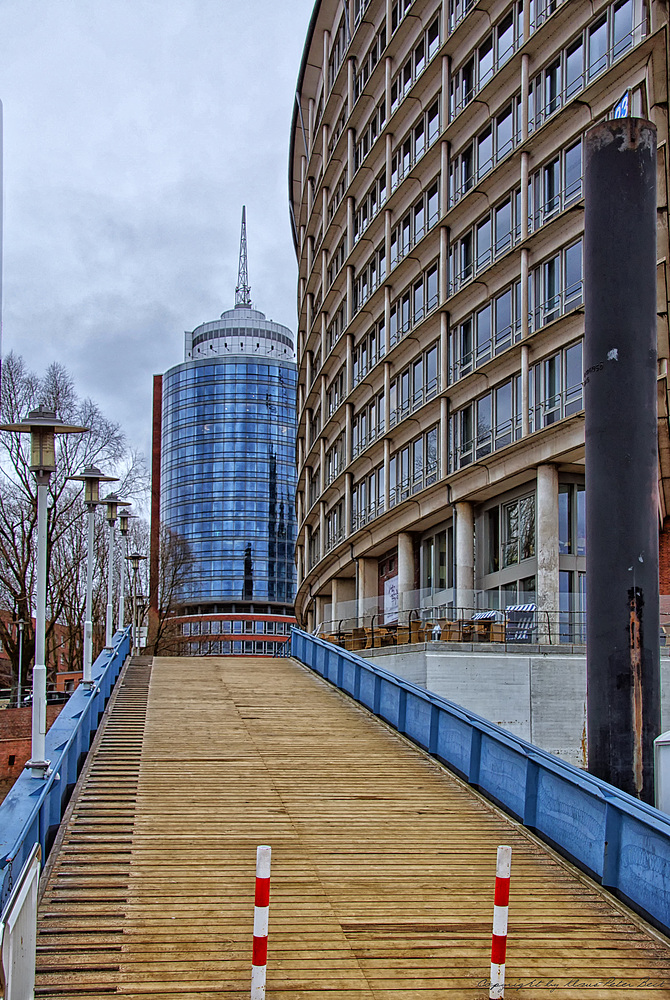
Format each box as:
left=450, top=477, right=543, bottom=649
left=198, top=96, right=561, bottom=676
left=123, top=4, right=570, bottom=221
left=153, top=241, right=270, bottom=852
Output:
left=35, top=655, right=670, bottom=999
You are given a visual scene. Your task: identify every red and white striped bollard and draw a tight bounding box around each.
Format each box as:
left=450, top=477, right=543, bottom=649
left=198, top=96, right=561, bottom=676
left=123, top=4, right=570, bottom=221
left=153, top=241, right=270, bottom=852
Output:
left=489, top=845, right=512, bottom=999
left=251, top=845, right=271, bottom=1000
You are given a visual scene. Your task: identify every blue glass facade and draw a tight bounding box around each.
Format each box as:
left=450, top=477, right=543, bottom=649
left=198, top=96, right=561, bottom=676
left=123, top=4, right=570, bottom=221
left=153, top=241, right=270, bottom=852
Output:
left=161, top=307, right=297, bottom=615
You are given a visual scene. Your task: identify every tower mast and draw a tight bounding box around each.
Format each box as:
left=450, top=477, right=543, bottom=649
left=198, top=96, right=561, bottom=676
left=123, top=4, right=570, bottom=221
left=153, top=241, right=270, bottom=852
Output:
left=235, top=206, right=252, bottom=308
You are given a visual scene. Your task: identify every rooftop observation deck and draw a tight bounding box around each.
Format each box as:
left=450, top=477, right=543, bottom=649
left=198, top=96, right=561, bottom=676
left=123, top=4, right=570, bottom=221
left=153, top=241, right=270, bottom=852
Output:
left=32, top=654, right=670, bottom=999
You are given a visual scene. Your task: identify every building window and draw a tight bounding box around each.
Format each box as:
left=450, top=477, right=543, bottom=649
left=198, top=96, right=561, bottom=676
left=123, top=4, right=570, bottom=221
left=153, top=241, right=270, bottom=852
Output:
left=355, top=98, right=387, bottom=171
left=352, top=465, right=385, bottom=531
left=353, top=321, right=385, bottom=387
left=389, top=263, right=439, bottom=348
left=390, top=179, right=440, bottom=268
left=530, top=240, right=583, bottom=332
left=355, top=170, right=387, bottom=243
left=558, top=483, right=586, bottom=555
left=353, top=243, right=386, bottom=313
left=389, top=342, right=439, bottom=427
left=390, top=17, right=440, bottom=113
left=529, top=1, right=644, bottom=132
left=449, top=100, right=521, bottom=205
left=352, top=392, right=385, bottom=458
left=354, top=23, right=386, bottom=101
left=530, top=340, right=583, bottom=430
left=530, top=139, right=583, bottom=231
left=390, top=427, right=439, bottom=508
left=391, top=101, right=440, bottom=192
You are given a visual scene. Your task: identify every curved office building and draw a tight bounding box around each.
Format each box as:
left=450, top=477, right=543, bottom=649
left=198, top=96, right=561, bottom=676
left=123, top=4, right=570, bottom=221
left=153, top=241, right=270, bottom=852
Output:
left=289, top=0, right=670, bottom=636
left=158, top=218, right=298, bottom=654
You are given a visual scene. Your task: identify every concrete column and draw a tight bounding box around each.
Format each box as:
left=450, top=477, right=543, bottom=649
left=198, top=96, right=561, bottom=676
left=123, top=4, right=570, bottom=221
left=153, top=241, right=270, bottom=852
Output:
left=345, top=403, right=353, bottom=464
left=306, top=292, right=313, bottom=334
left=440, top=397, right=448, bottom=478
left=385, top=56, right=392, bottom=117
left=344, top=472, right=352, bottom=537
left=441, top=54, right=449, bottom=126
left=297, top=545, right=303, bottom=585
left=385, top=209, right=392, bottom=268
left=307, top=607, right=315, bottom=633
left=455, top=501, right=474, bottom=613
left=315, top=595, right=327, bottom=630
left=384, top=362, right=391, bottom=429
left=346, top=333, right=354, bottom=391
left=440, top=141, right=449, bottom=216
left=439, top=227, right=448, bottom=305
left=347, top=56, right=355, bottom=113
left=383, top=440, right=391, bottom=509
left=306, top=350, right=313, bottom=389
left=385, top=133, right=393, bottom=197
left=384, top=286, right=391, bottom=352
left=536, top=464, right=560, bottom=623
left=320, top=438, right=326, bottom=493
left=440, top=311, right=448, bottom=390
left=357, top=557, right=378, bottom=623
left=398, top=532, right=415, bottom=613
left=521, top=53, right=529, bottom=142
left=333, top=576, right=356, bottom=626
left=347, top=128, right=355, bottom=182
left=347, top=196, right=354, bottom=249
left=320, top=501, right=326, bottom=558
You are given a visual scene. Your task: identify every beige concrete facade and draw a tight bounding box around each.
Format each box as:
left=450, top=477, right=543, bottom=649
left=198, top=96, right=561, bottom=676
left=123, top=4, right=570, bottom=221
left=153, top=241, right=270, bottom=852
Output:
left=289, top=0, right=670, bottom=631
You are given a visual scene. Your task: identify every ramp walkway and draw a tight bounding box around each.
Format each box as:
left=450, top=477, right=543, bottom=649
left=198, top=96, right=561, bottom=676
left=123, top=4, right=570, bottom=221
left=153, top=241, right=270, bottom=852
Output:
left=34, top=656, right=670, bottom=999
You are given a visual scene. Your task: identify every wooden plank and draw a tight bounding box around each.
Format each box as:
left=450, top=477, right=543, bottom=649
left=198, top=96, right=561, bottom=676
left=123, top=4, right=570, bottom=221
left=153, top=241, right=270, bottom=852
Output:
left=34, top=655, right=670, bottom=1000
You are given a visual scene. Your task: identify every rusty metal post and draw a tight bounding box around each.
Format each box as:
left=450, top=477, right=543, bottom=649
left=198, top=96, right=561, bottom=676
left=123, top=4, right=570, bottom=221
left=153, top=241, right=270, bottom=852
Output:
left=584, top=119, right=660, bottom=803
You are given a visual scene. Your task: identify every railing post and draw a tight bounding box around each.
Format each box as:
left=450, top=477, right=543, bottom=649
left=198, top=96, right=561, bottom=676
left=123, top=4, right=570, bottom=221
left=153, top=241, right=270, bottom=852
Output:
left=601, top=803, right=622, bottom=889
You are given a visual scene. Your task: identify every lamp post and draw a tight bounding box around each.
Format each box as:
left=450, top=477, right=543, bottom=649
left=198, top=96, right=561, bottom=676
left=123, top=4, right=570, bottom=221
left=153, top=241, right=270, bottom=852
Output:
left=126, top=553, right=147, bottom=655
left=68, top=466, right=118, bottom=685
left=99, top=493, right=131, bottom=649
left=13, top=618, right=25, bottom=708
left=0, top=406, right=87, bottom=776
left=118, top=511, right=137, bottom=633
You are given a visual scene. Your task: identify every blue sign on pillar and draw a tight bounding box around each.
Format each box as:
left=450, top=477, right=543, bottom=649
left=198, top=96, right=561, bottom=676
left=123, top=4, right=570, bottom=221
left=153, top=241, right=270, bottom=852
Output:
left=613, top=91, right=630, bottom=118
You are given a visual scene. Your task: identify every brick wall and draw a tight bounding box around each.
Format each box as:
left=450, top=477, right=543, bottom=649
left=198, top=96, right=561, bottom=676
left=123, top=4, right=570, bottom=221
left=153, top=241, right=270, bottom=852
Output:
left=661, top=517, right=670, bottom=595
left=0, top=705, right=64, bottom=785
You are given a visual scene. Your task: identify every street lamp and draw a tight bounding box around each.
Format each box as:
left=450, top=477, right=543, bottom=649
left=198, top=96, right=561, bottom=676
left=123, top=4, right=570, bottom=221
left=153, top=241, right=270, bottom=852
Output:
left=125, top=553, right=147, bottom=655
left=68, top=465, right=118, bottom=685
left=99, top=493, right=131, bottom=648
left=13, top=618, right=25, bottom=708
left=0, top=406, right=88, bottom=776
left=118, top=510, right=137, bottom=632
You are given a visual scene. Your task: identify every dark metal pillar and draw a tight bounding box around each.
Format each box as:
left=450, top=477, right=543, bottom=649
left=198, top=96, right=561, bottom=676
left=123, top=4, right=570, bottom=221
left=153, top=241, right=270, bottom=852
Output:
left=584, top=118, right=660, bottom=803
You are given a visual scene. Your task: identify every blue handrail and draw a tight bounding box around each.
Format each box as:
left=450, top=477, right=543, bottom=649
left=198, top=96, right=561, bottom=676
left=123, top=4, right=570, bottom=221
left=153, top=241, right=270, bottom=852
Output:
left=291, top=627, right=670, bottom=934
left=0, top=627, right=131, bottom=914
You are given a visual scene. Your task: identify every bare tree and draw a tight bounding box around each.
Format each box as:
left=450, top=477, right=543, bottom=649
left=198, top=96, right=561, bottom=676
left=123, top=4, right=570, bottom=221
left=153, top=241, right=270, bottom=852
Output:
left=0, top=352, right=149, bottom=700
left=148, top=525, right=193, bottom=655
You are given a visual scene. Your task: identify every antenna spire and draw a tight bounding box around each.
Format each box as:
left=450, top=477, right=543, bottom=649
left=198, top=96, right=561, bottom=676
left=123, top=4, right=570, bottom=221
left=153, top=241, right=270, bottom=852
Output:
left=235, top=206, right=252, bottom=308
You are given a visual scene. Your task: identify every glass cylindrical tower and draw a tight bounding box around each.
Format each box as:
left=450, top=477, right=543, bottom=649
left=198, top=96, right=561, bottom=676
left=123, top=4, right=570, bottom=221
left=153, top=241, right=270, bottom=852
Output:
left=160, top=300, right=297, bottom=655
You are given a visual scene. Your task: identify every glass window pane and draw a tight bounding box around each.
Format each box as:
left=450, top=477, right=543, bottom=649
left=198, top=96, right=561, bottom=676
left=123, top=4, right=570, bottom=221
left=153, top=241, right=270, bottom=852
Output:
left=477, top=127, right=493, bottom=180
left=496, top=106, right=513, bottom=159
left=559, top=484, right=571, bottom=554
left=565, top=141, right=582, bottom=203
left=495, top=199, right=512, bottom=255
left=495, top=289, right=512, bottom=352
left=566, top=38, right=584, bottom=99
left=613, top=0, right=633, bottom=59
left=479, top=34, right=494, bottom=86
left=476, top=304, right=492, bottom=363
left=476, top=216, right=492, bottom=269
left=588, top=16, right=608, bottom=79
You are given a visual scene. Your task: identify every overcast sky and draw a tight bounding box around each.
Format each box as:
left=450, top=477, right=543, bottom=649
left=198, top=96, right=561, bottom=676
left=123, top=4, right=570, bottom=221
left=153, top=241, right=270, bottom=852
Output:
left=0, top=0, right=313, bottom=457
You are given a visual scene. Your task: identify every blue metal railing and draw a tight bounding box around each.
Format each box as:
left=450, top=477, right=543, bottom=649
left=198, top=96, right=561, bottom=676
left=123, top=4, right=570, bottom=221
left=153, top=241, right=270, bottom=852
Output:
left=0, top=627, right=131, bottom=913
left=291, top=628, right=670, bottom=934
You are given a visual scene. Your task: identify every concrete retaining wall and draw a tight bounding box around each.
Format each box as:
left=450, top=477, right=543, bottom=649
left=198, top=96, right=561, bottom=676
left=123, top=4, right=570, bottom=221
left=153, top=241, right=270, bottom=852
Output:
left=358, top=644, right=670, bottom=768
